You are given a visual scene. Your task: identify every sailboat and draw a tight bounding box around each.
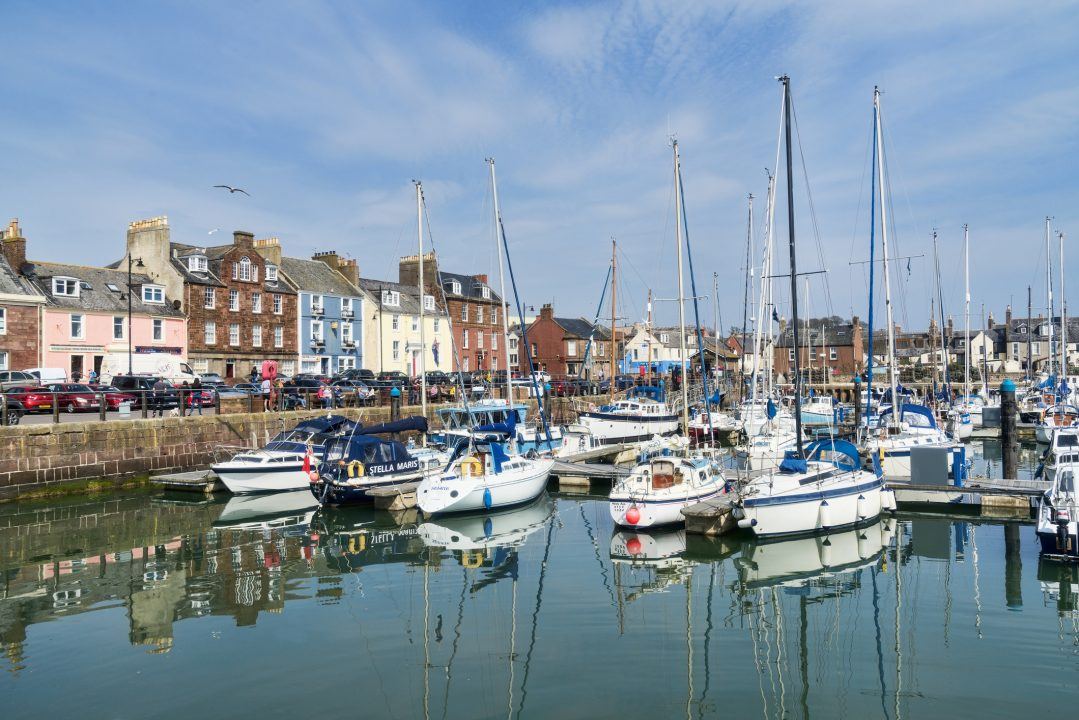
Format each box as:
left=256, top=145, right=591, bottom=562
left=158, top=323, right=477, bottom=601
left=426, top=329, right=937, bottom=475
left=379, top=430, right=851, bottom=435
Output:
left=932, top=230, right=972, bottom=440
left=729, top=78, right=893, bottom=538
left=417, top=159, right=554, bottom=515
left=609, top=140, right=729, bottom=529
left=1036, top=227, right=1077, bottom=444
left=860, top=88, right=960, bottom=479
left=953, top=225, right=982, bottom=431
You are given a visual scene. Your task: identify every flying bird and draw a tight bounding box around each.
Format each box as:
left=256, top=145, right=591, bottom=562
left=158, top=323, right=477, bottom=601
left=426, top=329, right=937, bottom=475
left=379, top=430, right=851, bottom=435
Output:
left=213, top=185, right=250, bottom=196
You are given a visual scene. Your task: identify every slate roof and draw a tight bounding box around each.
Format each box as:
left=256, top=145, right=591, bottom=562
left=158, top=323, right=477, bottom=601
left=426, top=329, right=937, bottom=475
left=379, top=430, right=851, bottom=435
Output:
left=775, top=321, right=860, bottom=348
left=279, top=257, right=361, bottom=297
left=439, top=271, right=502, bottom=303
left=0, top=254, right=42, bottom=298
left=166, top=242, right=294, bottom=294
left=356, top=276, right=444, bottom=315
left=25, top=261, right=185, bottom=316
left=691, top=336, right=738, bottom=360
left=553, top=317, right=611, bottom=341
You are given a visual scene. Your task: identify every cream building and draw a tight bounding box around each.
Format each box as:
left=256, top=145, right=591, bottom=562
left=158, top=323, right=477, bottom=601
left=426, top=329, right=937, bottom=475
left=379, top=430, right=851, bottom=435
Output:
left=357, top=278, right=452, bottom=375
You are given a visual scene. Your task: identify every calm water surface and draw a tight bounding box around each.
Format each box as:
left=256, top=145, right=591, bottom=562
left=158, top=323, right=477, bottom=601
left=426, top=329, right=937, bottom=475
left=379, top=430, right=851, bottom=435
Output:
left=2, top=441, right=1075, bottom=719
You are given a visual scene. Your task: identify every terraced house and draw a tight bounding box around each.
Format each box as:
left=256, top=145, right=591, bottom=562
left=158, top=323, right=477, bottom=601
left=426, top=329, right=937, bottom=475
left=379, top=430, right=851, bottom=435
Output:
left=356, top=275, right=452, bottom=376
left=18, top=219, right=187, bottom=380
left=124, top=218, right=298, bottom=379
left=272, top=250, right=365, bottom=376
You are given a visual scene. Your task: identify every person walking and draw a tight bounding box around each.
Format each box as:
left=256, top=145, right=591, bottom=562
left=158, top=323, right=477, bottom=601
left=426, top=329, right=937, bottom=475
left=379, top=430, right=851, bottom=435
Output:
left=152, top=377, right=167, bottom=418
left=88, top=369, right=98, bottom=385
left=250, top=366, right=259, bottom=384
left=191, top=377, right=204, bottom=415
left=261, top=376, right=272, bottom=411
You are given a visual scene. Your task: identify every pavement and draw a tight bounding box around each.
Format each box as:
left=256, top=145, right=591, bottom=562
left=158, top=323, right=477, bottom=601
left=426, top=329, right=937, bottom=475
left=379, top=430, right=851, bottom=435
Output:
left=16, top=408, right=218, bottom=425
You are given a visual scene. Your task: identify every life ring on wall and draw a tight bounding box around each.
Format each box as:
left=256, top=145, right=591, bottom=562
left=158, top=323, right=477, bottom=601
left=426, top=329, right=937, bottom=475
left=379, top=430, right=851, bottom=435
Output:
left=460, top=456, right=483, bottom=477
left=346, top=461, right=365, bottom=478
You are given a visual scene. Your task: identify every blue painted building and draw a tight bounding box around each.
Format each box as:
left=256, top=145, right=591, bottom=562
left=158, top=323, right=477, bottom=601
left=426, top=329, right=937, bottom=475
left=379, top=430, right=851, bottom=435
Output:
left=280, top=253, right=364, bottom=376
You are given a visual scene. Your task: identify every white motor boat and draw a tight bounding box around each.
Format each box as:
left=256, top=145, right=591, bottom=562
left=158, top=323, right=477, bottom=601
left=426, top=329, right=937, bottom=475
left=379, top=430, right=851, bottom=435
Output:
left=577, top=386, right=679, bottom=444
left=417, top=441, right=553, bottom=515
left=731, top=439, right=896, bottom=539
left=213, top=414, right=354, bottom=494
left=861, top=404, right=961, bottom=480
left=798, top=395, right=836, bottom=427
left=686, top=407, right=742, bottom=440
left=1038, top=427, right=1079, bottom=487
left=955, top=394, right=986, bottom=428
left=609, top=448, right=728, bottom=529
left=417, top=494, right=554, bottom=551
left=430, top=399, right=563, bottom=453
left=946, top=407, right=974, bottom=440
left=1036, top=404, right=1079, bottom=444
left=1037, top=453, right=1079, bottom=560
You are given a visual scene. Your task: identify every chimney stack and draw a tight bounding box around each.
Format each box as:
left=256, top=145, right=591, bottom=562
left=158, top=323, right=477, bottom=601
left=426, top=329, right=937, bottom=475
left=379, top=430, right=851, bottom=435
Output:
left=2, top=218, right=26, bottom=271
left=126, top=215, right=171, bottom=272
left=397, top=252, right=438, bottom=291
left=233, top=230, right=255, bottom=249
left=1005, top=305, right=1013, bottom=326
left=254, top=237, right=282, bottom=266
left=314, top=250, right=360, bottom=287
left=540, top=303, right=554, bottom=321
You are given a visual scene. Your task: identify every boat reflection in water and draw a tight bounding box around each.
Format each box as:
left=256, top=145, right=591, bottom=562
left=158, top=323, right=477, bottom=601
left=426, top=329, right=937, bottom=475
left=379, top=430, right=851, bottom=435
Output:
left=418, top=494, right=555, bottom=552
left=213, top=489, right=319, bottom=531
left=737, top=517, right=897, bottom=587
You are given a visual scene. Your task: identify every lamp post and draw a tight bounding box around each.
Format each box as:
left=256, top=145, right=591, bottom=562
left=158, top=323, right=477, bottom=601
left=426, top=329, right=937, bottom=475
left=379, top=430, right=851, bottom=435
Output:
left=128, top=255, right=144, bottom=375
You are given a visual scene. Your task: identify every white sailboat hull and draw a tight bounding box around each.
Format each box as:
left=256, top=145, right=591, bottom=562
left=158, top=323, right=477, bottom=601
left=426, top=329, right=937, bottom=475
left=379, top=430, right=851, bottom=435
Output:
left=417, top=458, right=554, bottom=515
left=577, top=413, right=679, bottom=443
left=736, top=471, right=886, bottom=538
left=610, top=484, right=726, bottom=529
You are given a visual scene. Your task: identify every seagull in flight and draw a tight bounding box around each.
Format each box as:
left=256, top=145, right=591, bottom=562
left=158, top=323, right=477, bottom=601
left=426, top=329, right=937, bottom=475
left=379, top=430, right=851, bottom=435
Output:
left=213, top=185, right=250, bottom=196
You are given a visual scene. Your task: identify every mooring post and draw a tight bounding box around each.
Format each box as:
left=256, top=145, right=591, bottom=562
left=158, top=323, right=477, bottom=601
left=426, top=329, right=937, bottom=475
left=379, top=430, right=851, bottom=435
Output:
left=1001, top=378, right=1017, bottom=479
left=1004, top=521, right=1023, bottom=609
left=390, top=386, right=401, bottom=441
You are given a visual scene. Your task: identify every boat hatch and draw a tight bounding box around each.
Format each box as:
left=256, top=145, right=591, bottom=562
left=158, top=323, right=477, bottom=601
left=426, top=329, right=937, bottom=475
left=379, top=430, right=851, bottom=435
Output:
left=650, top=460, right=682, bottom=489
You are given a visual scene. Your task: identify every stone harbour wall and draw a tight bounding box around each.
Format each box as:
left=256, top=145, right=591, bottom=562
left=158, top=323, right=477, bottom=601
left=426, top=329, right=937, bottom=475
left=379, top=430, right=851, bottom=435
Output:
left=0, top=395, right=592, bottom=502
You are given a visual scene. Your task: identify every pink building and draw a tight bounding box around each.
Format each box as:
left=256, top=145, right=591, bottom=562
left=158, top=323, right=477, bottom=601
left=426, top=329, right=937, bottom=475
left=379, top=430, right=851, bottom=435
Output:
left=28, top=261, right=187, bottom=381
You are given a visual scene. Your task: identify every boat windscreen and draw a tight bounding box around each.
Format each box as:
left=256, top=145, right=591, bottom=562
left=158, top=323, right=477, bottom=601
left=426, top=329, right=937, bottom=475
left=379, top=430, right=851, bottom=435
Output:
left=1059, top=434, right=1079, bottom=447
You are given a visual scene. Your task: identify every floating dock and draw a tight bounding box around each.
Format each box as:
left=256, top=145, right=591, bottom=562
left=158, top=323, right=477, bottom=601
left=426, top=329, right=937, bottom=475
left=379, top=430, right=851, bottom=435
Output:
left=367, top=481, right=421, bottom=511
left=550, top=461, right=630, bottom=490
left=150, top=470, right=223, bottom=494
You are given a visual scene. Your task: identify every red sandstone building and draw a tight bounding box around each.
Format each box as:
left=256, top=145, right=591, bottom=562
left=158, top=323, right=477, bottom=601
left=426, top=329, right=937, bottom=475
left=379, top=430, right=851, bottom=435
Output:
left=397, top=254, right=507, bottom=374
left=0, top=220, right=45, bottom=371
left=771, top=316, right=865, bottom=380
left=520, top=303, right=612, bottom=379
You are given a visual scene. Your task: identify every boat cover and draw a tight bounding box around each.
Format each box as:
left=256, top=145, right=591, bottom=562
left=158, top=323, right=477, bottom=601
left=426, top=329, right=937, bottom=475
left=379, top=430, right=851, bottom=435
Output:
left=293, top=414, right=352, bottom=434
left=475, top=415, right=516, bottom=437
left=629, top=385, right=665, bottom=402
left=878, top=403, right=937, bottom=428
left=805, top=438, right=861, bottom=472
left=354, top=416, right=429, bottom=436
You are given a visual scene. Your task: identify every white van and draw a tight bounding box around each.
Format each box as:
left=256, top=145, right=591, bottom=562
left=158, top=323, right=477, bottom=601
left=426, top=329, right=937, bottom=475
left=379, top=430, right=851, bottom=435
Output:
left=100, top=353, right=197, bottom=385
left=23, top=367, right=67, bottom=385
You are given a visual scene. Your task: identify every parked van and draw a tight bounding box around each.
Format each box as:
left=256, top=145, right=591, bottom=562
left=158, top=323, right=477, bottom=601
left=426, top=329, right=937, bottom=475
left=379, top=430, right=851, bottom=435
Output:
left=100, top=353, right=197, bottom=385
left=23, top=367, right=67, bottom=385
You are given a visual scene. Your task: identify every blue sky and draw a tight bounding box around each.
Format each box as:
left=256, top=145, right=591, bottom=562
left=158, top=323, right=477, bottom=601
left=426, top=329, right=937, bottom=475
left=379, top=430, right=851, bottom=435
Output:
left=3, top=1, right=1076, bottom=333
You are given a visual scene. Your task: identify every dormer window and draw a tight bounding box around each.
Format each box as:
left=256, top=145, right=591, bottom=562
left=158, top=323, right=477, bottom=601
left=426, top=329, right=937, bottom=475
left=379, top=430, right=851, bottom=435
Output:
left=187, top=255, right=208, bottom=272
left=449, top=280, right=462, bottom=295
left=481, top=286, right=491, bottom=300
left=660, top=333, right=670, bottom=344
left=423, top=295, right=435, bottom=312
left=234, top=256, right=252, bottom=282
left=52, top=277, right=79, bottom=297
left=382, top=290, right=400, bottom=307
left=266, top=264, right=278, bottom=282
left=142, top=285, right=165, bottom=304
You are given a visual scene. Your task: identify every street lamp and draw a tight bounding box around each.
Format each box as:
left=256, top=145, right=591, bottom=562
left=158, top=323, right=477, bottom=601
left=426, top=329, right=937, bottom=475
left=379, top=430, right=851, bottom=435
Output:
left=128, top=255, right=144, bottom=375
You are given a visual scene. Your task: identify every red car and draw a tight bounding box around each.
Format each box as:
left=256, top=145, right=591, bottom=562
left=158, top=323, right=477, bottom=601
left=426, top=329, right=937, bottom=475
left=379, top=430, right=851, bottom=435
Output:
left=89, top=384, right=137, bottom=410
left=6, top=385, right=55, bottom=413
left=44, top=383, right=102, bottom=413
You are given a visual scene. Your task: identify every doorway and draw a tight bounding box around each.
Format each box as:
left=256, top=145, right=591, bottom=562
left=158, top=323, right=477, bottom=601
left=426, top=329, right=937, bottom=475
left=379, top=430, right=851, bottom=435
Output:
left=70, top=355, right=84, bottom=381
left=225, top=360, right=235, bottom=379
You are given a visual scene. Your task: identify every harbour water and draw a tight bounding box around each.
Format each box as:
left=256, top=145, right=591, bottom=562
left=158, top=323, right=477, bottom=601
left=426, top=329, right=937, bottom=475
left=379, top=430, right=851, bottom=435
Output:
left=3, top=441, right=1076, bottom=719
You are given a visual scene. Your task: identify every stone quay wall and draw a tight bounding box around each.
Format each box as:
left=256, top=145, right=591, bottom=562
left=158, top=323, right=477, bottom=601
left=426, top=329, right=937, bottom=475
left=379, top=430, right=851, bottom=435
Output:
left=0, top=395, right=593, bottom=502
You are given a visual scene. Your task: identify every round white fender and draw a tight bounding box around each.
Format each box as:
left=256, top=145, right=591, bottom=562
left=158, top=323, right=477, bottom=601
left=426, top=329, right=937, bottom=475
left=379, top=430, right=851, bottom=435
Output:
left=856, top=493, right=869, bottom=520
left=819, top=499, right=833, bottom=530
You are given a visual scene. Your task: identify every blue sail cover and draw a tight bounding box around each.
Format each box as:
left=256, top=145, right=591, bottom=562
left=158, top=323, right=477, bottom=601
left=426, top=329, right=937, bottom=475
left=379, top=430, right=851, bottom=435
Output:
left=778, top=450, right=808, bottom=474
left=879, top=403, right=937, bottom=429
left=294, top=415, right=352, bottom=434
left=805, top=439, right=862, bottom=472
left=475, top=414, right=516, bottom=437
left=354, top=416, right=429, bottom=436
left=766, top=398, right=777, bottom=419
left=490, top=441, right=511, bottom=473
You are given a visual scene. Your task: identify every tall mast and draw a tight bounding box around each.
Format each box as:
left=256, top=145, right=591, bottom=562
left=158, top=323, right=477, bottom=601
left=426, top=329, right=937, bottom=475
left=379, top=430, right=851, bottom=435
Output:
left=673, top=140, right=690, bottom=432
left=486, top=159, right=514, bottom=405
left=780, top=75, right=804, bottom=458
left=1027, top=286, right=1034, bottom=383
left=964, top=224, right=970, bottom=398
left=804, top=277, right=811, bottom=388
left=415, top=181, right=428, bottom=430
left=713, top=271, right=719, bottom=387
left=739, top=194, right=754, bottom=403
left=610, top=239, right=617, bottom=403
left=875, top=86, right=899, bottom=430
left=646, top=288, right=653, bottom=386
left=981, top=303, right=989, bottom=395
left=1047, top=216, right=1054, bottom=378
left=1061, top=230, right=1067, bottom=383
